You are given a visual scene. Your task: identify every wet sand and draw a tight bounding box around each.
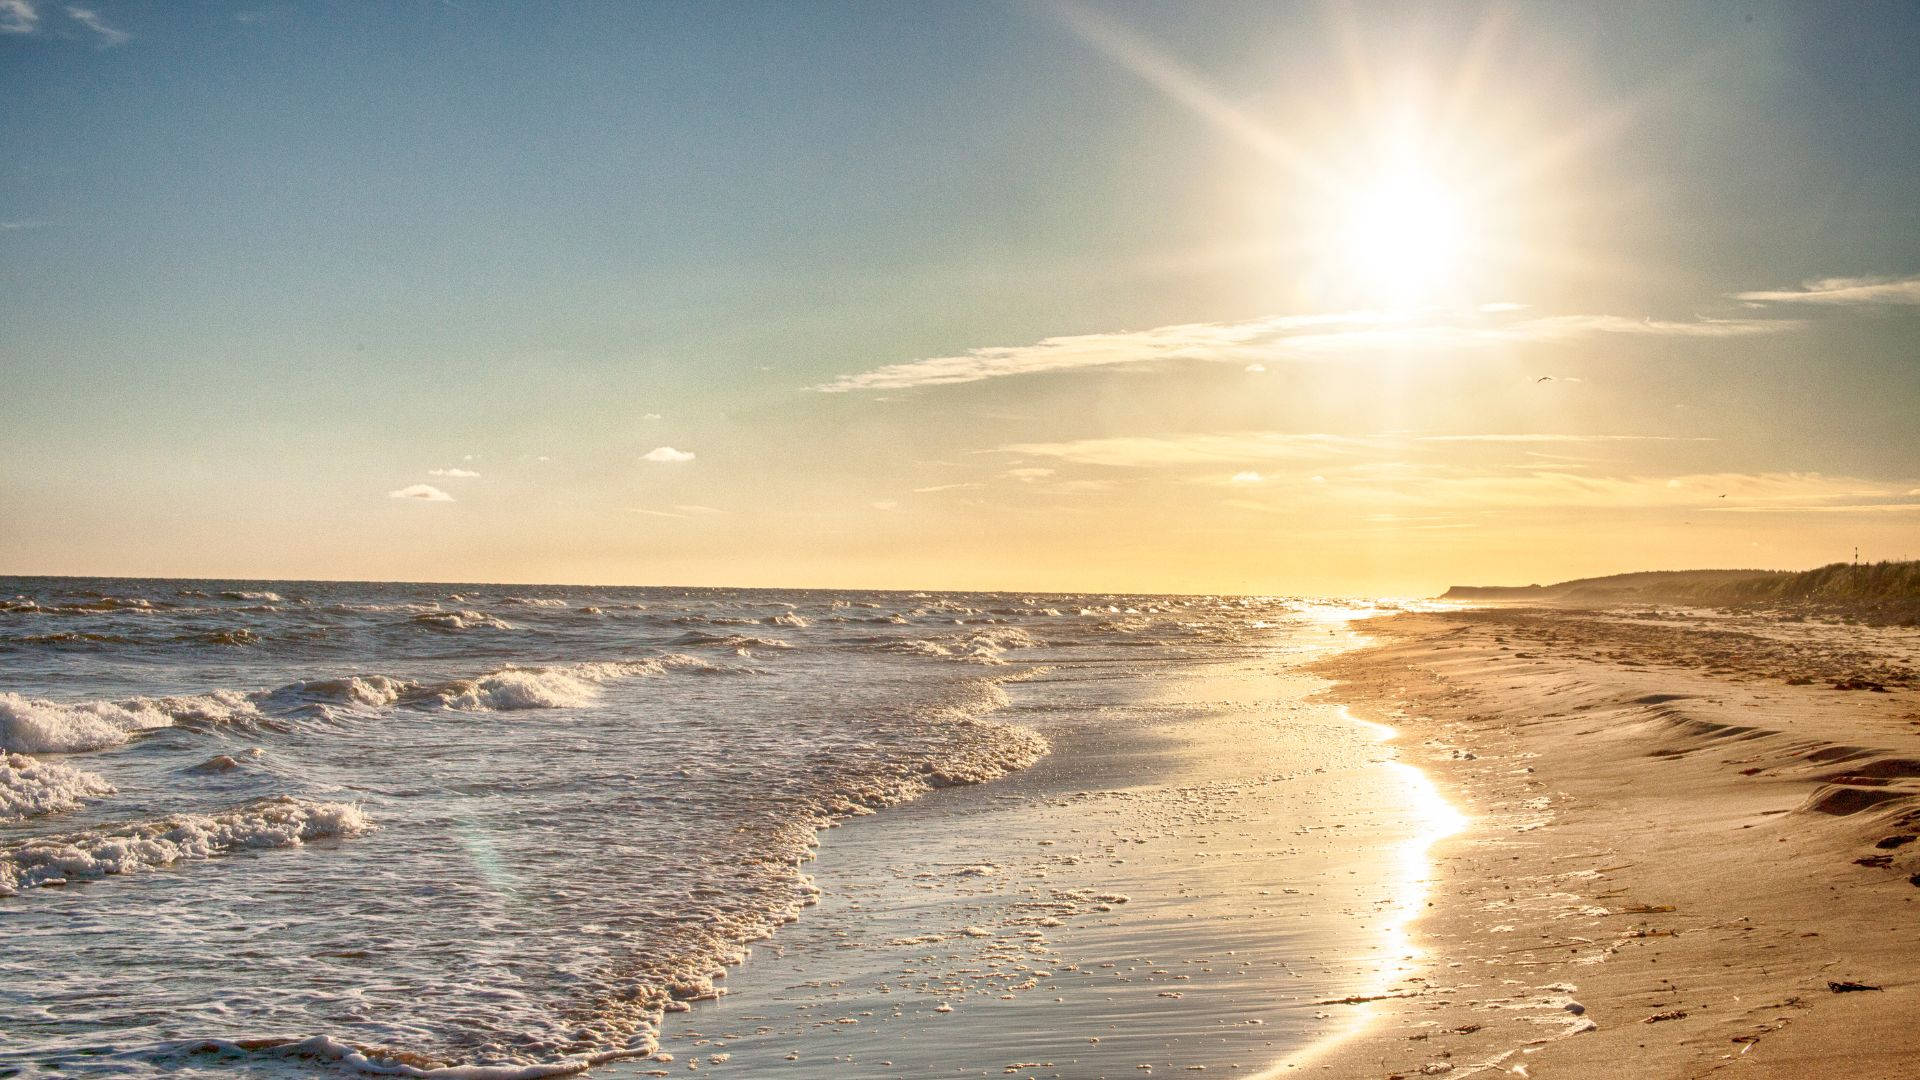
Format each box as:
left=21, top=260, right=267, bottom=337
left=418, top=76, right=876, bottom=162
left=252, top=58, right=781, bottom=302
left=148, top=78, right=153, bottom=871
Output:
left=1303, top=608, right=1920, bottom=1079
left=615, top=619, right=1459, bottom=1078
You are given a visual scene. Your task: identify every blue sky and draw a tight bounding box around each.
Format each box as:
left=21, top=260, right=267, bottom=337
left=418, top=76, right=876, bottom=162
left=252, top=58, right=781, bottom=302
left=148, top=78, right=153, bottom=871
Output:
left=4, top=1, right=1918, bottom=592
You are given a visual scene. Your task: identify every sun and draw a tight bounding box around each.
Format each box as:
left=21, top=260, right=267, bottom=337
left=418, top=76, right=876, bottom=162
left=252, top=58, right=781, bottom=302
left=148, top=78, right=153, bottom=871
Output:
left=1334, top=160, right=1473, bottom=309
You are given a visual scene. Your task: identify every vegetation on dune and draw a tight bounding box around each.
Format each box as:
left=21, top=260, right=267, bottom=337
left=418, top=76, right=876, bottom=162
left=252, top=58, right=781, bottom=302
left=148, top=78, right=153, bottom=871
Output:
left=1445, top=561, right=1920, bottom=625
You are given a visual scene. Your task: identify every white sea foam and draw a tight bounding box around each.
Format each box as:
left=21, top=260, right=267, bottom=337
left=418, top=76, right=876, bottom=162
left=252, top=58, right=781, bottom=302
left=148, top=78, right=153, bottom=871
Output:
left=0, top=752, right=117, bottom=822
left=0, top=690, right=258, bottom=754
left=220, top=591, right=284, bottom=602
left=411, top=611, right=516, bottom=632
left=0, top=657, right=719, bottom=754
left=168, top=1034, right=652, bottom=1079
left=874, top=627, right=1040, bottom=664
left=0, top=796, right=372, bottom=895
left=500, top=597, right=569, bottom=608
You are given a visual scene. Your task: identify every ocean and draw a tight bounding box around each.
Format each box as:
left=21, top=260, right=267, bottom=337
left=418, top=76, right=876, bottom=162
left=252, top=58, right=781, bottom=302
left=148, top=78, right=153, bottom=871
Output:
left=0, top=577, right=1443, bottom=1079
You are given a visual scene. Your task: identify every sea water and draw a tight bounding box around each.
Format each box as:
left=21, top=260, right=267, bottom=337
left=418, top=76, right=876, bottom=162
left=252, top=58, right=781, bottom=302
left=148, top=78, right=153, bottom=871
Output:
left=0, top=577, right=1384, bottom=1077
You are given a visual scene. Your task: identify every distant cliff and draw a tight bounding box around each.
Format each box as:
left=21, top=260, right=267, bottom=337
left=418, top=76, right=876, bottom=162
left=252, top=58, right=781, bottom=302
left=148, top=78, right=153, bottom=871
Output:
left=1441, top=562, right=1920, bottom=624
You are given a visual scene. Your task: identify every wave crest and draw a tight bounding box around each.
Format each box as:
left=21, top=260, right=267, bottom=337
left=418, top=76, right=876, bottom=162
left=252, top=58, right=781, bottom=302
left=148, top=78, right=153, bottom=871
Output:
left=0, top=797, right=372, bottom=896
left=0, top=752, right=116, bottom=823
left=411, top=611, right=516, bottom=632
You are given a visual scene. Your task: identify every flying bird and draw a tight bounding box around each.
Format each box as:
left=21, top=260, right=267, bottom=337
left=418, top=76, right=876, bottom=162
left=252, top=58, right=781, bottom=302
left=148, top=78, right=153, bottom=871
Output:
left=1535, top=376, right=1554, bottom=383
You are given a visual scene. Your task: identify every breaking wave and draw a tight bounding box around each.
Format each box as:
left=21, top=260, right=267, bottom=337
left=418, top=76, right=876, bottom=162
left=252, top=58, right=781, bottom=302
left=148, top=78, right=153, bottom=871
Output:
left=0, top=797, right=372, bottom=895
left=0, top=656, right=722, bottom=754
left=0, top=752, right=117, bottom=823
left=863, top=627, right=1041, bottom=664
left=411, top=610, right=516, bottom=632
left=0, top=690, right=260, bottom=754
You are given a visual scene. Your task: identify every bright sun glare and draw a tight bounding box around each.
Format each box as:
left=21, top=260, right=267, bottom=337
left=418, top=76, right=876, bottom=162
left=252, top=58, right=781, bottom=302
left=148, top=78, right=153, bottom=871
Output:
left=1335, top=162, right=1472, bottom=308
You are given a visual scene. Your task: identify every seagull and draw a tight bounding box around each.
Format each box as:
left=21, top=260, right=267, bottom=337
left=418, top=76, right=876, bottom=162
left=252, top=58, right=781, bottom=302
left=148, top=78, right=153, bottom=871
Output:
left=1535, top=376, right=1554, bottom=383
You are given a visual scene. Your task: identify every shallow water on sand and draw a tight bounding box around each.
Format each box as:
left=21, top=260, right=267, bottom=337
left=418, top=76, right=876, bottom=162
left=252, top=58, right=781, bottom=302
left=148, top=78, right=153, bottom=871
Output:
left=0, top=578, right=1439, bottom=1078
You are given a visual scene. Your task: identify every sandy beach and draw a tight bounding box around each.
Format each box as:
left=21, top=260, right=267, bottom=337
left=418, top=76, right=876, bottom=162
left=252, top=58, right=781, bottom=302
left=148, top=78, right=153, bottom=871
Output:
left=1302, top=607, right=1920, bottom=1079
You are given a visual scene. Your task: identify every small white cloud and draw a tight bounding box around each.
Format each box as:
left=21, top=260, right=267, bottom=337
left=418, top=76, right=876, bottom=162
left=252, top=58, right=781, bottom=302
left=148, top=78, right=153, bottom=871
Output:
left=461, top=454, right=477, bottom=461
left=642, top=446, right=695, bottom=463
left=428, top=467, right=480, bottom=478
left=64, top=4, right=127, bottom=44
left=389, top=484, right=454, bottom=502
left=1478, top=301, right=1526, bottom=313
left=871, top=500, right=899, bottom=511
left=1229, top=470, right=1264, bottom=485
left=0, top=0, right=38, bottom=33
left=1244, top=363, right=1266, bottom=373
left=1005, top=467, right=1056, bottom=481
left=642, top=413, right=663, bottom=421
left=1310, top=475, right=1326, bottom=484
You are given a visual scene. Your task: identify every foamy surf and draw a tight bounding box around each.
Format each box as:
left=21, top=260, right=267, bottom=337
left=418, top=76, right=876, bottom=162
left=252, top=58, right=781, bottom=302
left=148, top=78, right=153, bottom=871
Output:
left=0, top=796, right=372, bottom=895
left=0, top=751, right=117, bottom=822
left=0, top=655, right=723, bottom=753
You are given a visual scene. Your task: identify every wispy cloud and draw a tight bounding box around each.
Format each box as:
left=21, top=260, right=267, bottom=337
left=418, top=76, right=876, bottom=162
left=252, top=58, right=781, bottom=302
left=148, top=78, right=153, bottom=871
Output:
left=1709, top=503, right=1920, bottom=514
left=911, top=482, right=984, bottom=494
left=629, top=504, right=725, bottom=519
left=1737, top=275, right=1920, bottom=306
left=0, top=0, right=37, bottom=33
left=1413, top=434, right=1713, bottom=444
left=641, top=446, right=695, bottom=463
left=814, top=308, right=1799, bottom=392
left=1222, top=468, right=1900, bottom=513
left=427, top=467, right=480, bottom=478
left=64, top=3, right=126, bottom=44
left=1000, top=432, right=1371, bottom=468
left=814, top=312, right=1377, bottom=392
left=389, top=484, right=454, bottom=502
left=1392, top=470, right=1893, bottom=510
left=999, top=431, right=1719, bottom=471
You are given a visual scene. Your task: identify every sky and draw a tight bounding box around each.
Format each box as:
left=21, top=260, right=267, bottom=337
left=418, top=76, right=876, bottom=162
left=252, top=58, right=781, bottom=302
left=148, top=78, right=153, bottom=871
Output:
left=3, top=1, right=1918, bottom=595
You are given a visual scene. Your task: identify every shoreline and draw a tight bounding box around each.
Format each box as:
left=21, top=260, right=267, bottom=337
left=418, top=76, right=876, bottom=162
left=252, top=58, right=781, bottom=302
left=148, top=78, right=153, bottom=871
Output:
left=627, top=619, right=1452, bottom=1077
left=1303, top=609, right=1920, bottom=1078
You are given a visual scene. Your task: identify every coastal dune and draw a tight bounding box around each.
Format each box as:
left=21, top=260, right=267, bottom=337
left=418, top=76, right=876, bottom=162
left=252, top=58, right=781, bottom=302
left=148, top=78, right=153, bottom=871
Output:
left=1307, top=608, right=1920, bottom=1078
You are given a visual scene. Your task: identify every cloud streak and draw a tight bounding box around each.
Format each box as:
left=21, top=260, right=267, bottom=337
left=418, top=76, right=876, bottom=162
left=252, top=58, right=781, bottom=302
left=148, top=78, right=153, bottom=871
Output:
left=0, top=0, right=37, bottom=33
left=1414, top=434, right=1713, bottom=444
left=641, top=446, right=695, bottom=463
left=1002, top=432, right=1373, bottom=468
left=389, top=484, right=454, bottom=502
left=1002, top=431, right=1707, bottom=468
left=428, top=467, right=480, bottom=478
left=814, top=309, right=1799, bottom=392
left=64, top=3, right=126, bottom=44
left=1737, top=275, right=1920, bottom=306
